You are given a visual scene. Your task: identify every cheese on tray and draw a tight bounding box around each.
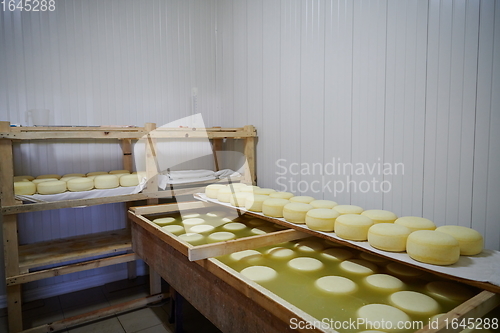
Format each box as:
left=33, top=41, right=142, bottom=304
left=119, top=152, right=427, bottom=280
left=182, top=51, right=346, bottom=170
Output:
left=120, top=174, right=140, bottom=187
left=289, top=196, right=315, bottom=204
left=335, top=214, right=374, bottom=241
left=309, top=199, right=338, bottom=209
left=361, top=209, right=398, bottom=224
left=367, top=223, right=411, bottom=252
left=14, top=181, right=36, bottom=195
left=37, top=180, right=67, bottom=194
left=269, top=191, right=294, bottom=200
left=283, top=203, right=314, bottom=223
left=435, top=225, right=483, bottom=255
left=406, top=230, right=460, bottom=265
left=315, top=276, right=358, bottom=295
left=333, top=204, right=364, bottom=215
left=394, top=216, right=436, bottom=232
left=94, top=175, right=119, bottom=189
left=305, top=208, right=340, bottom=232
left=262, top=198, right=290, bottom=218
left=36, top=174, right=62, bottom=180
left=67, top=178, right=94, bottom=192
left=205, top=184, right=226, bottom=199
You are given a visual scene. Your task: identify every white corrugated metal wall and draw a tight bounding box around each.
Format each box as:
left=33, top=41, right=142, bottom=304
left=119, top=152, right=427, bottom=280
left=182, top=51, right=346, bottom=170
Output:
left=216, top=0, right=500, bottom=250
left=0, top=0, right=499, bottom=304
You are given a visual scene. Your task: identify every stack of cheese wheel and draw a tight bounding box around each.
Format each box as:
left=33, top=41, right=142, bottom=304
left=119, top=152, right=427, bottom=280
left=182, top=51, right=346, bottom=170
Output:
left=230, top=192, right=251, bottom=207
left=94, top=174, right=119, bottom=189
left=37, top=180, right=67, bottom=194
left=335, top=214, right=374, bottom=241
left=395, top=216, right=436, bottom=232
left=37, top=174, right=62, bottom=180
left=14, top=175, right=35, bottom=182
left=305, top=208, right=340, bottom=232
left=289, top=196, right=315, bottom=204
left=120, top=174, right=140, bottom=187
left=67, top=178, right=94, bottom=192
left=205, top=184, right=226, bottom=199
left=406, top=230, right=460, bottom=265
left=334, top=204, right=364, bottom=215
left=262, top=198, right=290, bottom=217
left=309, top=199, right=337, bottom=209
left=283, top=202, right=313, bottom=223
left=361, top=209, right=398, bottom=224
left=14, top=181, right=36, bottom=195
left=217, top=187, right=233, bottom=203
left=245, top=195, right=269, bottom=212
left=269, top=191, right=294, bottom=200
left=368, top=223, right=411, bottom=252
left=435, top=225, right=484, bottom=255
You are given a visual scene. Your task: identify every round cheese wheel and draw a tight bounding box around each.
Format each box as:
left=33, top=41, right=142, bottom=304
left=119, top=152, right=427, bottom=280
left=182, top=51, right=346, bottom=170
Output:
left=60, top=176, right=83, bottom=182
left=94, top=175, right=119, bottom=189
left=182, top=218, right=206, bottom=232
left=389, top=291, right=440, bottom=316
left=262, top=198, right=290, bottom=217
left=289, top=196, right=315, bottom=204
left=217, top=187, right=234, bottom=202
left=230, top=250, right=261, bottom=261
left=395, top=216, right=436, bottom=232
left=109, top=169, right=130, bottom=174
left=229, top=192, right=251, bottom=207
left=266, top=247, right=296, bottom=259
left=227, top=183, right=248, bottom=192
left=335, top=214, right=374, bottom=241
left=287, top=257, right=324, bottom=272
left=223, top=222, right=247, bottom=231
left=305, top=208, right=340, bottom=232
left=162, top=225, right=185, bottom=235
left=357, top=304, right=411, bottom=332
left=63, top=173, right=86, bottom=178
left=240, top=266, right=277, bottom=283
left=294, top=239, right=325, bottom=252
left=250, top=226, right=275, bottom=235
left=425, top=281, right=475, bottom=302
left=283, top=203, right=313, bottom=223
left=340, top=259, right=377, bottom=275
left=36, top=174, right=62, bottom=180
left=14, top=181, right=36, bottom=195
left=269, top=191, right=294, bottom=200
left=32, top=178, right=58, bottom=185
left=37, top=180, right=67, bottom=194
left=333, top=204, right=364, bottom=215
left=190, top=224, right=215, bottom=234
left=240, top=185, right=260, bottom=193
left=207, top=231, right=236, bottom=243
left=321, top=248, right=354, bottom=261
left=309, top=199, right=338, bottom=209
left=205, top=184, right=226, bottom=199
left=253, top=188, right=276, bottom=196
left=178, top=233, right=205, bottom=245
left=364, top=274, right=404, bottom=293
left=315, top=276, right=358, bottom=295
left=120, top=174, right=140, bottom=187
left=86, top=171, right=108, bottom=177
left=361, top=209, right=398, bottom=224
left=152, top=217, right=177, bottom=226
left=386, top=263, right=423, bottom=278
left=368, top=223, right=411, bottom=252
left=435, top=225, right=484, bottom=255
left=67, top=178, right=94, bottom=192
left=406, top=230, right=460, bottom=265
left=14, top=175, right=35, bottom=181
left=244, top=195, right=269, bottom=212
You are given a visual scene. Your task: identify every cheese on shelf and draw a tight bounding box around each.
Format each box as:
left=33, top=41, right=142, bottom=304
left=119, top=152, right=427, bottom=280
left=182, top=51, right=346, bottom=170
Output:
left=245, top=195, right=270, bottom=212
left=283, top=202, right=313, bottom=223
left=86, top=171, right=108, bottom=177
left=217, top=187, right=234, bottom=203
left=36, top=174, right=62, bottom=180
left=289, top=196, right=315, bottom=204
left=63, top=173, right=86, bottom=178
left=309, top=199, right=338, bottom=209
left=269, top=191, right=294, bottom=200
left=67, top=178, right=94, bottom=192
left=335, top=214, right=374, bottom=241
left=14, top=181, right=36, bottom=195
left=94, top=175, right=119, bottom=189
left=262, top=198, right=290, bottom=218
left=394, top=216, right=436, bottom=232
left=305, top=208, right=340, bottom=232
left=333, top=204, right=364, bottom=215
left=120, top=174, right=140, bottom=187
left=230, top=192, right=251, bottom=207
left=205, top=184, right=226, bottom=199
left=406, top=230, right=460, bottom=265
left=109, top=169, right=130, bottom=174
left=37, top=180, right=67, bottom=195
left=14, top=175, right=35, bottom=181
left=368, top=223, right=411, bottom=252
left=254, top=188, right=276, bottom=196
left=361, top=209, right=398, bottom=224
left=435, top=225, right=483, bottom=255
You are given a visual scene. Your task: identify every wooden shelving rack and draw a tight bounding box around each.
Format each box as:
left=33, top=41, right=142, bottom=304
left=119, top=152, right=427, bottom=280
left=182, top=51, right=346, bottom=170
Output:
left=0, top=121, right=257, bottom=333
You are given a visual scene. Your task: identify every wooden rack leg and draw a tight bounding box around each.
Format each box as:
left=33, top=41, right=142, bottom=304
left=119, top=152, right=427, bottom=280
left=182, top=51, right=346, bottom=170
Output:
left=3, top=215, right=22, bottom=332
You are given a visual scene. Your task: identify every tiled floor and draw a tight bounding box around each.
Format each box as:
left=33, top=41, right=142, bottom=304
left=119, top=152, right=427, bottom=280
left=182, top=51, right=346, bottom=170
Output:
left=0, top=276, right=222, bottom=333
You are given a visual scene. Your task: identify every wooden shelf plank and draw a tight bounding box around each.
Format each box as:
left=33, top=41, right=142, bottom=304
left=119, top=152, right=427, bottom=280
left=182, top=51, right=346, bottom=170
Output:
left=17, top=229, right=132, bottom=272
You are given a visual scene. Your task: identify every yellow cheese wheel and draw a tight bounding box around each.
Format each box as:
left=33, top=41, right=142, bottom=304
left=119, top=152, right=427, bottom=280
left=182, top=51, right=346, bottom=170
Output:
left=37, top=180, right=67, bottom=194
left=364, top=274, right=404, bottom=293
left=32, top=178, right=58, bottom=185
left=230, top=250, right=261, bottom=261
left=190, top=224, right=215, bottom=234
left=217, top=187, right=234, bottom=202
left=250, top=226, right=275, bottom=235
left=178, top=233, right=205, bottom=245
left=67, top=178, right=94, bottom=192
left=262, top=198, right=290, bottom=217
left=321, top=248, right=354, bottom=261
left=389, top=291, right=440, bottom=316
left=340, top=259, right=377, bottom=275
left=182, top=218, right=205, bottom=232
left=315, top=276, right=358, bottom=295
left=36, top=174, right=61, bottom=180
left=305, top=208, right=340, bottom=232
left=361, top=209, right=398, bottom=224
left=14, top=175, right=35, bottom=182
left=229, top=192, right=251, bottom=207
left=309, top=199, right=338, bottom=209
left=266, top=247, right=296, bottom=259
left=269, top=191, right=294, bottom=200
left=59, top=176, right=83, bottom=182
left=294, top=239, right=325, bottom=252
left=240, top=266, right=277, bottom=283
left=152, top=217, right=177, bottom=226
left=407, top=230, right=460, bottom=265
left=287, top=257, right=324, bottom=272
left=289, top=196, right=315, bottom=204
left=205, top=184, right=226, bottom=199
left=425, top=281, right=475, bottom=302
left=223, top=222, right=247, bottom=231
left=335, top=214, right=374, bottom=241
left=207, top=231, right=236, bottom=243
left=94, top=175, right=119, bottom=189
left=227, top=183, right=248, bottom=192
left=368, top=223, right=411, bottom=252
left=120, top=174, right=140, bottom=187
left=63, top=173, right=86, bottom=178
left=14, top=181, right=36, bottom=195
left=283, top=202, right=314, bottom=223
left=240, top=185, right=260, bottom=193
left=253, top=188, right=276, bottom=196
left=333, top=204, right=364, bottom=215
left=109, top=169, right=130, bottom=174
left=86, top=171, right=108, bottom=177
left=244, top=195, right=269, bottom=212
left=435, top=225, right=483, bottom=255
left=357, top=304, right=411, bottom=332
left=162, top=225, right=185, bottom=235
left=394, top=216, right=436, bottom=232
